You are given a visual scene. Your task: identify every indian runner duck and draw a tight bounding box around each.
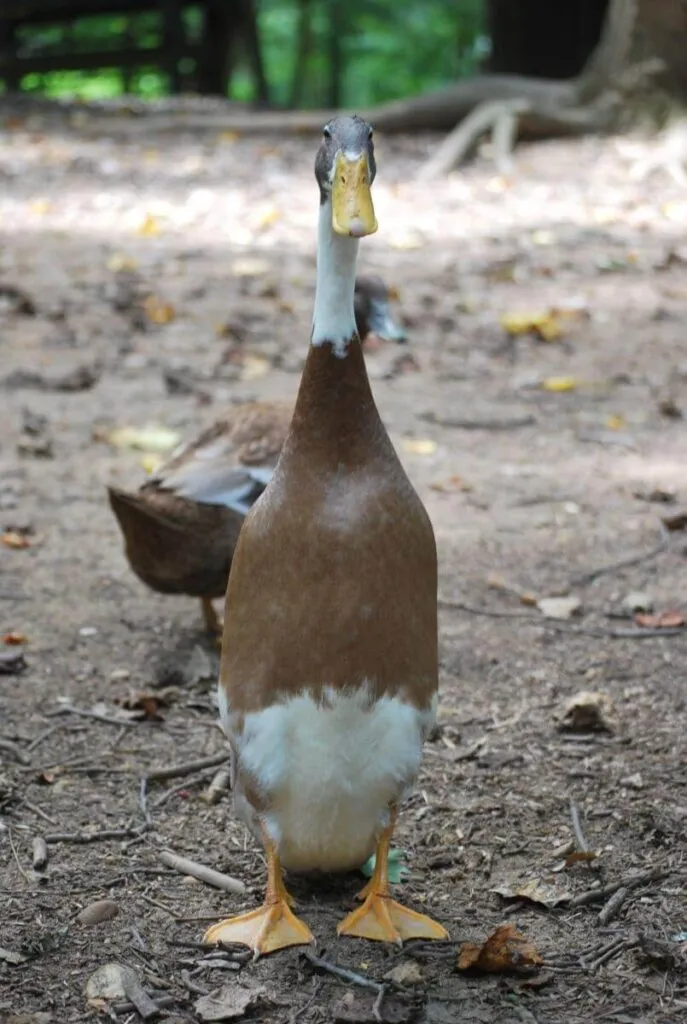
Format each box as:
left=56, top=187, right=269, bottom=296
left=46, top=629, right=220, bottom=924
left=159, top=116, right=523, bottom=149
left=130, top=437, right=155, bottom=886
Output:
left=107, top=276, right=405, bottom=635
left=203, top=115, right=448, bottom=956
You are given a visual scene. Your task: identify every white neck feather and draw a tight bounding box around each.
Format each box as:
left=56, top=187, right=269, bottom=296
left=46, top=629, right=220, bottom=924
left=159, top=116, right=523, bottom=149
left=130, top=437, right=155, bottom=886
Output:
left=311, top=199, right=359, bottom=358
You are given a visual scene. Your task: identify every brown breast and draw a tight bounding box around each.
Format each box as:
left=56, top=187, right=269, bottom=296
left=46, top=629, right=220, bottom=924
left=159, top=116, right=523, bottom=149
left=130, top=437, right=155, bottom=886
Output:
left=219, top=339, right=437, bottom=716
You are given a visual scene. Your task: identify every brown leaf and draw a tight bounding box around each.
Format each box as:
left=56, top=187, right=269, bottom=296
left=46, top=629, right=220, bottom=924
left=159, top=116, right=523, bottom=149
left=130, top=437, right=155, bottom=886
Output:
left=3, top=632, right=27, bottom=645
left=457, top=923, right=543, bottom=974
left=661, top=510, right=687, bottom=531
left=2, top=531, right=31, bottom=549
left=564, top=850, right=598, bottom=866
left=634, top=610, right=685, bottom=629
left=115, top=690, right=170, bottom=722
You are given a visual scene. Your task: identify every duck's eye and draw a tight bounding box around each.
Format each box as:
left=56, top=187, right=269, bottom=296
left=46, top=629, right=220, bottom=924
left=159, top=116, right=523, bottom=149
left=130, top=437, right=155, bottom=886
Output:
left=323, top=126, right=332, bottom=140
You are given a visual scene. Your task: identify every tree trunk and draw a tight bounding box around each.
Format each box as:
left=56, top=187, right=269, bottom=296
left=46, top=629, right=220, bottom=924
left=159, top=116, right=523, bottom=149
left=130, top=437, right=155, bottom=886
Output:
left=289, top=0, right=313, bottom=108
left=634, top=0, right=687, bottom=98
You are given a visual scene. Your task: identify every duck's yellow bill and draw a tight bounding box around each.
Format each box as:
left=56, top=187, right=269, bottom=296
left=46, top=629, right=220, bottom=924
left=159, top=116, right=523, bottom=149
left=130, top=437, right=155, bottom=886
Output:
left=331, top=152, right=378, bottom=238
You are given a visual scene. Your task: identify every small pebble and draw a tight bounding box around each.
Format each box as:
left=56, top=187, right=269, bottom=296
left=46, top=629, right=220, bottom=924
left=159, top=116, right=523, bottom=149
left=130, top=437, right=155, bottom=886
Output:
left=79, top=626, right=98, bottom=637
left=109, top=668, right=130, bottom=681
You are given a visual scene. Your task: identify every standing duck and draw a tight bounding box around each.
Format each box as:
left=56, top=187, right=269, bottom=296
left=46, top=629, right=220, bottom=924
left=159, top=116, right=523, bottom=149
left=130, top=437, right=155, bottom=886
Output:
left=106, top=277, right=405, bottom=635
left=203, top=115, right=448, bottom=956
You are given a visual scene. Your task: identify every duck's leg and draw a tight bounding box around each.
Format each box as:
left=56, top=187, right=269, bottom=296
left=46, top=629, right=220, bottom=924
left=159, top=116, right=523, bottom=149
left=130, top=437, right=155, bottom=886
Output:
left=337, top=807, right=448, bottom=944
left=200, top=597, right=223, bottom=646
left=203, top=825, right=314, bottom=959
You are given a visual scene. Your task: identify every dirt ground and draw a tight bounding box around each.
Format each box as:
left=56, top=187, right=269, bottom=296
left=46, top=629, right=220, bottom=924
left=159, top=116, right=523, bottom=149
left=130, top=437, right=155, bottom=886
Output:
left=1, top=97, right=686, bottom=1024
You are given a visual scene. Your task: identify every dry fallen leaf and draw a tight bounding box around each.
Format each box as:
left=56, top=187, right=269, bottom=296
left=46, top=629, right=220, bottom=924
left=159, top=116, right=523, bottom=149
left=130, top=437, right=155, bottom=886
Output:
left=3, top=632, right=27, bottom=645
left=537, top=595, right=582, bottom=620
left=457, top=923, right=543, bottom=973
left=2, top=531, right=31, bottom=550
left=500, top=310, right=563, bottom=342
left=115, top=690, right=169, bottom=722
left=195, top=984, right=265, bottom=1022
left=106, top=253, right=138, bottom=273
left=540, top=376, right=580, bottom=393
left=557, top=690, right=614, bottom=733
left=384, top=960, right=423, bottom=985
left=605, top=414, right=626, bottom=430
left=401, top=439, right=437, bottom=456
left=105, top=425, right=181, bottom=453
left=143, top=294, right=176, bottom=325
left=136, top=213, right=162, bottom=237
left=430, top=475, right=472, bottom=494
left=634, top=610, right=685, bottom=629
left=491, top=878, right=571, bottom=908
left=661, top=510, right=687, bottom=531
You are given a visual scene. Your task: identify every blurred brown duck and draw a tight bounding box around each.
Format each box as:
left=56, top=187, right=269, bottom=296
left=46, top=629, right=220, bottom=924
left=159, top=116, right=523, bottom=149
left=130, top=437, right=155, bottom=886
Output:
left=107, top=275, right=405, bottom=634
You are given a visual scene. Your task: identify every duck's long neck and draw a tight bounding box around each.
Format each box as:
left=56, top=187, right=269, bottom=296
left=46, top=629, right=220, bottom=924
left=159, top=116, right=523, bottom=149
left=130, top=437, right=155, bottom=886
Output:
left=285, top=199, right=388, bottom=464
left=311, top=198, right=359, bottom=357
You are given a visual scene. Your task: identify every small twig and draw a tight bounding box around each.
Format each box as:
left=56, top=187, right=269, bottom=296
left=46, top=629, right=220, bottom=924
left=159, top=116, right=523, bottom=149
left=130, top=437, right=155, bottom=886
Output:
left=569, top=799, right=589, bottom=853
left=145, top=751, right=228, bottom=783
left=150, top=769, right=220, bottom=810
left=0, top=736, right=30, bottom=763
left=203, top=767, right=231, bottom=804
left=111, top=994, right=177, bottom=1015
left=139, top=777, right=152, bottom=826
left=32, top=837, right=49, bottom=871
left=588, top=938, right=628, bottom=971
left=422, top=411, right=536, bottom=431
left=372, top=983, right=389, bottom=1023
left=439, top=599, right=685, bottom=638
left=159, top=849, right=246, bottom=895
left=44, top=827, right=147, bottom=845
left=597, top=885, right=629, bottom=925
left=26, top=724, right=61, bottom=753
left=21, top=799, right=58, bottom=825
left=571, top=538, right=668, bottom=587
left=180, top=969, right=209, bottom=996
left=302, top=949, right=382, bottom=993
left=438, top=599, right=536, bottom=619
left=569, top=867, right=668, bottom=908
left=8, top=829, right=32, bottom=883
left=45, top=705, right=136, bottom=728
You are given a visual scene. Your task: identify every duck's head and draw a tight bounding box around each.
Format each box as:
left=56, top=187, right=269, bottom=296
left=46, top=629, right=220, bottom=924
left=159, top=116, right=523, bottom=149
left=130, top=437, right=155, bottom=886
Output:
left=315, top=115, right=378, bottom=239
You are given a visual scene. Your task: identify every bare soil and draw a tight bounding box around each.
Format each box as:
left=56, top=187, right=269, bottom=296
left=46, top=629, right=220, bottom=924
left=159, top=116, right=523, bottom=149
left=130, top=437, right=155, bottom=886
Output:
left=1, top=99, right=686, bottom=1024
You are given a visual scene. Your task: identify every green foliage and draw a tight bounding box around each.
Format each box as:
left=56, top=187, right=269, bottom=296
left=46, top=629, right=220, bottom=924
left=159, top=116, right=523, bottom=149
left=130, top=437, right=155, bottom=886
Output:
left=7, top=1, right=488, bottom=106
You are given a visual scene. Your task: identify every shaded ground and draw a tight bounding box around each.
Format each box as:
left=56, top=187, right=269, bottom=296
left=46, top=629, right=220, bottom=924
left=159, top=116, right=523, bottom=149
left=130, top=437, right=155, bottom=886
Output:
left=1, top=99, right=686, bottom=1024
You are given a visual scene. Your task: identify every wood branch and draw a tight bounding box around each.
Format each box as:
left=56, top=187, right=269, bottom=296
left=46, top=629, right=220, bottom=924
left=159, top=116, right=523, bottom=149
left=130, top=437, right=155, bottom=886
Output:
left=159, top=849, right=246, bottom=895
left=576, top=0, right=639, bottom=103
left=417, top=98, right=531, bottom=179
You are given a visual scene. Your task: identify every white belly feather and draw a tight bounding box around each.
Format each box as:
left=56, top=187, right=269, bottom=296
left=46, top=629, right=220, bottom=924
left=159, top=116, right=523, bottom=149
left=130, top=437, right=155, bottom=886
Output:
left=218, top=683, right=436, bottom=873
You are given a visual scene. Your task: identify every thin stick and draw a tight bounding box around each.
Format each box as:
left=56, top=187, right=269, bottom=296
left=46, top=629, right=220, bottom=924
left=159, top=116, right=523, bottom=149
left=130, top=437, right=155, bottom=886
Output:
left=44, top=827, right=147, bottom=845
left=0, top=737, right=29, bottom=764
left=21, top=799, right=58, bottom=825
left=139, top=777, right=152, bottom=826
left=589, top=938, right=628, bottom=971
left=26, top=724, right=61, bottom=753
left=45, top=705, right=136, bottom=727
left=8, top=829, right=32, bottom=883
left=150, top=769, right=219, bottom=810
left=439, top=599, right=685, bottom=638
left=569, top=799, right=589, bottom=853
left=302, top=949, right=382, bottom=993
left=597, top=886, right=629, bottom=925
left=571, top=539, right=668, bottom=586
left=159, top=849, right=246, bottom=895
left=145, top=752, right=228, bottom=783
left=203, top=768, right=231, bottom=804
left=111, top=995, right=177, bottom=1015
left=372, top=983, right=389, bottom=1023
left=569, top=867, right=668, bottom=908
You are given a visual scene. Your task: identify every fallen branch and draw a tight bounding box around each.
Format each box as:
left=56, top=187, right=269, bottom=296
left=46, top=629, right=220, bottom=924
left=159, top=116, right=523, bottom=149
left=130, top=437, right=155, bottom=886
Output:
left=145, top=751, right=228, bottom=783
left=45, top=704, right=137, bottom=728
left=111, top=994, right=178, bottom=1016
left=121, top=969, right=159, bottom=1021
left=160, top=849, right=246, bottom=895
left=439, top=599, right=685, bottom=638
